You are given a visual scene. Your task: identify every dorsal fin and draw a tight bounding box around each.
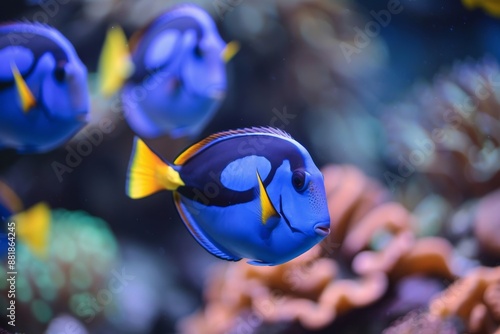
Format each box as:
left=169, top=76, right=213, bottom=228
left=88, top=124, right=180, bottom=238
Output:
left=174, top=127, right=293, bottom=165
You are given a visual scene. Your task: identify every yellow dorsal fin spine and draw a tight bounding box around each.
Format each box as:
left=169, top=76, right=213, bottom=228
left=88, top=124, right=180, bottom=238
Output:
left=11, top=63, right=36, bottom=113
left=15, top=202, right=51, bottom=258
left=127, top=138, right=185, bottom=199
left=256, top=171, right=279, bottom=224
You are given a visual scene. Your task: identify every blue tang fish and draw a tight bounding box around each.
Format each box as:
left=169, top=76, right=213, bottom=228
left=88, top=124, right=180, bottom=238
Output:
left=127, top=127, right=331, bottom=266
left=99, top=5, right=239, bottom=139
left=0, top=23, right=89, bottom=153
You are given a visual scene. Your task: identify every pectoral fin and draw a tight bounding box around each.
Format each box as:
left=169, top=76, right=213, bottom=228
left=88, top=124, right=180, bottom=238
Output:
left=257, top=171, right=279, bottom=225
left=221, top=41, right=240, bottom=63
left=11, top=63, right=36, bottom=113
left=126, top=137, right=184, bottom=199
left=15, top=202, right=51, bottom=258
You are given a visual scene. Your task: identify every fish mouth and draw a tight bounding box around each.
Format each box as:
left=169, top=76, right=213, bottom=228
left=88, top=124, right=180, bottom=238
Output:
left=314, top=221, right=331, bottom=237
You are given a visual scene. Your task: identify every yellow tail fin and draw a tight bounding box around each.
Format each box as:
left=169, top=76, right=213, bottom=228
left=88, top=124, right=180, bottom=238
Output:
left=98, top=25, right=134, bottom=97
left=11, top=63, right=36, bottom=113
left=127, top=138, right=185, bottom=199
left=15, top=202, right=51, bottom=259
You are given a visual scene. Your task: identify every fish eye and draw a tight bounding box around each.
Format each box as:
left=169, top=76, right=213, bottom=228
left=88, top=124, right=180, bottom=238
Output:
left=291, top=170, right=309, bottom=192
left=54, top=66, right=66, bottom=82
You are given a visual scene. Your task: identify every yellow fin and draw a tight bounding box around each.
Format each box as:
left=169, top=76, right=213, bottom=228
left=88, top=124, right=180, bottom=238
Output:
left=127, top=137, right=185, bottom=199
left=14, top=202, right=51, bottom=259
left=462, top=0, right=500, bottom=16
left=221, top=41, right=240, bottom=63
left=11, top=63, right=36, bottom=113
left=98, top=25, right=134, bottom=97
left=256, top=171, right=279, bottom=224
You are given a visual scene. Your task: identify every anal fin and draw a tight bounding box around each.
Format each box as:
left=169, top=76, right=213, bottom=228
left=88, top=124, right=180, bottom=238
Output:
left=247, top=260, right=275, bottom=266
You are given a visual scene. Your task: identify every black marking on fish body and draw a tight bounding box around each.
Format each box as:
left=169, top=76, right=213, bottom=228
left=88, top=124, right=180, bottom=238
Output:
left=129, top=16, right=204, bottom=84
left=0, top=25, right=69, bottom=90
left=279, top=195, right=301, bottom=234
left=177, top=134, right=306, bottom=207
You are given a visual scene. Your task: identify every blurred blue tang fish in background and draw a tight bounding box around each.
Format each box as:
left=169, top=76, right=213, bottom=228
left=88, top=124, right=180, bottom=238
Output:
left=99, top=4, right=239, bottom=139
left=126, top=127, right=331, bottom=266
left=0, top=23, right=89, bottom=153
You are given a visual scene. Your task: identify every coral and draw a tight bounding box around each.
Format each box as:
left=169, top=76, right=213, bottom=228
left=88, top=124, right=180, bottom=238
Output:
left=429, top=266, right=500, bottom=333
left=353, top=236, right=456, bottom=280
left=321, top=164, right=389, bottom=254
left=383, top=310, right=459, bottom=334
left=384, top=58, right=500, bottom=204
left=473, top=189, right=500, bottom=258
left=223, top=0, right=384, bottom=108
left=178, top=245, right=387, bottom=333
left=180, top=164, right=459, bottom=333
left=0, top=209, right=119, bottom=333
left=322, top=164, right=456, bottom=281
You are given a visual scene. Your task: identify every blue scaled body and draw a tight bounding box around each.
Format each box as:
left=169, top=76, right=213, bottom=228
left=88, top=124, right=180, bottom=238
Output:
left=127, top=127, right=331, bottom=266
left=122, top=5, right=229, bottom=139
left=0, top=23, right=89, bottom=153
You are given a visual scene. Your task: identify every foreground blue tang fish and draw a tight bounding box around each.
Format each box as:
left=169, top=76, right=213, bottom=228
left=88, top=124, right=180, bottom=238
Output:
left=100, top=5, right=238, bottom=139
left=0, top=23, right=89, bottom=153
left=127, top=127, right=331, bottom=266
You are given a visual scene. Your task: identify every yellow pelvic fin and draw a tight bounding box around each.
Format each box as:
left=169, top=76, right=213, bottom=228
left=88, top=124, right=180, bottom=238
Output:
left=221, top=41, right=240, bottom=63
left=14, top=202, right=51, bottom=259
left=256, top=171, right=279, bottom=224
left=11, top=63, right=36, bottom=113
left=127, top=138, right=185, bottom=199
left=98, top=25, right=134, bottom=97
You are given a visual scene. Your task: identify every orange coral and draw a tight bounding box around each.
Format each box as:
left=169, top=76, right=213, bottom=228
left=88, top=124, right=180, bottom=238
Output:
left=321, top=164, right=389, bottom=255
left=178, top=244, right=387, bottom=333
left=323, top=165, right=455, bottom=281
left=180, top=164, right=460, bottom=333
left=353, top=236, right=456, bottom=280
left=429, top=266, right=500, bottom=333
